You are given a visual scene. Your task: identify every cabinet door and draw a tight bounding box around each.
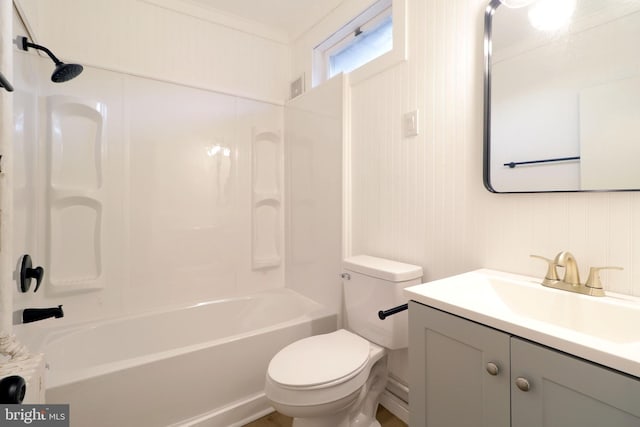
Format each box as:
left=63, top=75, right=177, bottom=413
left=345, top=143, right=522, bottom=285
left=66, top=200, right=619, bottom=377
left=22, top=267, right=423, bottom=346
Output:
left=408, top=302, right=510, bottom=427
left=511, top=337, right=640, bottom=427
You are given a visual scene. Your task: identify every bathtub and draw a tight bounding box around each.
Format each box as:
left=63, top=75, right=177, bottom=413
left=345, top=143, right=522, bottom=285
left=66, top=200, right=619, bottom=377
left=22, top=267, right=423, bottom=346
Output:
left=17, top=289, right=336, bottom=427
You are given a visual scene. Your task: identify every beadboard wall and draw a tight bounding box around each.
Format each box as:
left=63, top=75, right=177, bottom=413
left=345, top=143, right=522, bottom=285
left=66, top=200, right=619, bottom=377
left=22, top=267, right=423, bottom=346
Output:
left=13, top=0, right=290, bottom=104
left=349, top=0, right=640, bottom=296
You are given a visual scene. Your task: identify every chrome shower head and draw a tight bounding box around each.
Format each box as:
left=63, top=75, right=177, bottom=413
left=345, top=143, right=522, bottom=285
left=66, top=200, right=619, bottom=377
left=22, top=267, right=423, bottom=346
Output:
left=16, top=36, right=83, bottom=83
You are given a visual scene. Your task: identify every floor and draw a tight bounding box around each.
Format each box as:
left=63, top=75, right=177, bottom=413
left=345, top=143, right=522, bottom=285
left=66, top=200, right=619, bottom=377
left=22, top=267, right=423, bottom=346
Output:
left=243, top=405, right=407, bottom=427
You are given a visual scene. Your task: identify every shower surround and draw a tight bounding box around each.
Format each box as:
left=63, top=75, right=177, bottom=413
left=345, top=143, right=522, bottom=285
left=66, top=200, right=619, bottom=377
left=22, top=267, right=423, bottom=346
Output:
left=13, top=51, right=286, bottom=321
left=12, top=49, right=316, bottom=423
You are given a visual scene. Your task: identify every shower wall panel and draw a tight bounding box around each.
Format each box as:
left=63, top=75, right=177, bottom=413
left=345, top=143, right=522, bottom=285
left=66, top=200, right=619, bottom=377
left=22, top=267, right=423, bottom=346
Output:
left=13, top=52, right=283, bottom=324
left=284, top=74, right=345, bottom=316
left=13, top=54, right=125, bottom=323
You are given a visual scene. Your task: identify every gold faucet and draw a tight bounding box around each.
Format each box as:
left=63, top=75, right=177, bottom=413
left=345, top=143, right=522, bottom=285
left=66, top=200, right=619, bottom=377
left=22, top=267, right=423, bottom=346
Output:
left=530, top=252, right=622, bottom=297
left=554, top=251, right=580, bottom=286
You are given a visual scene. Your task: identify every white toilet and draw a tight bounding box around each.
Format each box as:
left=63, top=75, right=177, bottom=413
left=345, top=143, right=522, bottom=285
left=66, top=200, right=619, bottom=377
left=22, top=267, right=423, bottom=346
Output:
left=265, top=255, right=423, bottom=427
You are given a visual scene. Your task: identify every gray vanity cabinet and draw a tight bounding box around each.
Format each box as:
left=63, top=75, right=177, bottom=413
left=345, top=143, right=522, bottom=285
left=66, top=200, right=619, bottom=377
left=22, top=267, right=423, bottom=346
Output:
left=408, top=302, right=511, bottom=427
left=408, top=301, right=640, bottom=427
left=511, top=338, right=640, bottom=427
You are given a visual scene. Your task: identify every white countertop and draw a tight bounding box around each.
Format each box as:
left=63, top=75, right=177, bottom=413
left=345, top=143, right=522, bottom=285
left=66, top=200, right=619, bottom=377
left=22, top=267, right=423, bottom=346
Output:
left=405, top=269, right=640, bottom=378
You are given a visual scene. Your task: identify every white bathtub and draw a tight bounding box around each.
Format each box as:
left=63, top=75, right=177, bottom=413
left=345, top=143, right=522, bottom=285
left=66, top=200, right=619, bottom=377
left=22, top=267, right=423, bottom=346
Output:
left=18, top=289, right=336, bottom=427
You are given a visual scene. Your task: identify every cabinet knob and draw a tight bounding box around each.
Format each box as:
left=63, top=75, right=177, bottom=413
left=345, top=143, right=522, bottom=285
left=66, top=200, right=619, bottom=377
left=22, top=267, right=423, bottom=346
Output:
left=486, top=362, right=499, bottom=376
left=515, top=377, right=531, bottom=392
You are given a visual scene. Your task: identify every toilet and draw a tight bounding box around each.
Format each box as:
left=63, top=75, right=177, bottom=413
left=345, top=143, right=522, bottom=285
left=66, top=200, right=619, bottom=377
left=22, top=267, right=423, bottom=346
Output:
left=265, top=255, right=423, bottom=427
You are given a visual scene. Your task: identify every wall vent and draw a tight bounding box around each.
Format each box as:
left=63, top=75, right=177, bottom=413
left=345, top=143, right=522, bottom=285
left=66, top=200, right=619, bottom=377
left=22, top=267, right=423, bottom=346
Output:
left=290, top=74, right=305, bottom=100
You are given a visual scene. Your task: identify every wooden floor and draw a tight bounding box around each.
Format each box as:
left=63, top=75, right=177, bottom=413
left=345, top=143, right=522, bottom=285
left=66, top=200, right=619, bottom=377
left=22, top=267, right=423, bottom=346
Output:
left=243, top=405, right=407, bottom=427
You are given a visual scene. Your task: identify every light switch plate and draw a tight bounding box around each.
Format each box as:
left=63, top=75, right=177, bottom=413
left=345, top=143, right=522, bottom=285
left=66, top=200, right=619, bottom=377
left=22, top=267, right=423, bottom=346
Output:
left=404, top=110, right=419, bottom=137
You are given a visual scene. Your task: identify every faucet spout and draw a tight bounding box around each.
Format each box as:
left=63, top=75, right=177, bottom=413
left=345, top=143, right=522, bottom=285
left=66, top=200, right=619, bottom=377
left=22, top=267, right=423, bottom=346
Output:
left=22, top=305, right=64, bottom=324
left=554, top=251, right=580, bottom=286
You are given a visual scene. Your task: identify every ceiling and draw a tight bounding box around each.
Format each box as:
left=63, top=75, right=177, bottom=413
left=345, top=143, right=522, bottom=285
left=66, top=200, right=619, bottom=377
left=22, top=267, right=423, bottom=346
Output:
left=186, top=0, right=346, bottom=40
left=492, top=0, right=640, bottom=53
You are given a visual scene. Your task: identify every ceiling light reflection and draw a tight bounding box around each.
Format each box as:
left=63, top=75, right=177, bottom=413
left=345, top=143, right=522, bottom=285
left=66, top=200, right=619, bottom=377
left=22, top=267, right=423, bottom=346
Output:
left=528, top=0, right=577, bottom=31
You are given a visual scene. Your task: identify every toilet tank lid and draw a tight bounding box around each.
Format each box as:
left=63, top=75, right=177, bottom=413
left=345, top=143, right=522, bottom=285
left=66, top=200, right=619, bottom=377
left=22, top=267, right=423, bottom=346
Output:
left=343, top=255, right=423, bottom=282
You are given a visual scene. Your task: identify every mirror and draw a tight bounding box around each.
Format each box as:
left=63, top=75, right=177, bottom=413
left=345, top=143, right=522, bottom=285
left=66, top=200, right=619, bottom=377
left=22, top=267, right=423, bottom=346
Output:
left=484, top=0, right=640, bottom=192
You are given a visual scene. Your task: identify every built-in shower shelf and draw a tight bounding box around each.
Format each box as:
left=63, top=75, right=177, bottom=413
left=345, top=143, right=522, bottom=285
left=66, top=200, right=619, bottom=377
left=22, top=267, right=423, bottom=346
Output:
left=254, top=130, right=280, bottom=143
left=49, top=188, right=103, bottom=200
left=253, top=255, right=282, bottom=270
left=252, top=127, right=281, bottom=270
left=46, top=95, right=107, bottom=293
left=48, top=96, right=104, bottom=191
left=253, top=193, right=280, bottom=203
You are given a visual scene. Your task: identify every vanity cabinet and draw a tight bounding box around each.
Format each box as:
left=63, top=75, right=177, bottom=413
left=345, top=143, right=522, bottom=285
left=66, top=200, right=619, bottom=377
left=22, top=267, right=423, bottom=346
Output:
left=408, top=301, right=640, bottom=427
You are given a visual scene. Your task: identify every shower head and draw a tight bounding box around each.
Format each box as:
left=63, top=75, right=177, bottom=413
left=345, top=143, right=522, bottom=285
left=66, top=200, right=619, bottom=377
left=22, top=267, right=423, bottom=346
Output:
left=16, top=36, right=83, bottom=83
left=52, top=63, right=84, bottom=83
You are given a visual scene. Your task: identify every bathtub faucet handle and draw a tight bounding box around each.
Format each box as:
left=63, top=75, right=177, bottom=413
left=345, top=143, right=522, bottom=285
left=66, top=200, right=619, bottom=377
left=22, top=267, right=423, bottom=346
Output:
left=19, top=254, right=45, bottom=293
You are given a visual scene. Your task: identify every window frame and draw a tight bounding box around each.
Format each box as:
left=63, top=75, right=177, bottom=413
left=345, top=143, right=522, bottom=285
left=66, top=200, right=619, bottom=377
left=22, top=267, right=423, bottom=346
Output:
left=312, top=0, right=407, bottom=87
left=324, top=6, right=393, bottom=78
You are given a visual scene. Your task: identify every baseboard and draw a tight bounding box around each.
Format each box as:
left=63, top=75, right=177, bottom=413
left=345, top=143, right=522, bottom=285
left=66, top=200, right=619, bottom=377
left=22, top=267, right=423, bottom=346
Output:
left=386, top=376, right=409, bottom=403
left=379, top=390, right=409, bottom=425
left=174, top=392, right=273, bottom=427
left=173, top=387, right=407, bottom=426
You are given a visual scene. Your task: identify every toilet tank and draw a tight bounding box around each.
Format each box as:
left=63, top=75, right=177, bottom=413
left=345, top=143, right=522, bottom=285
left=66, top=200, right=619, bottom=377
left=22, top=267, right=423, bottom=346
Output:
left=343, top=255, right=423, bottom=350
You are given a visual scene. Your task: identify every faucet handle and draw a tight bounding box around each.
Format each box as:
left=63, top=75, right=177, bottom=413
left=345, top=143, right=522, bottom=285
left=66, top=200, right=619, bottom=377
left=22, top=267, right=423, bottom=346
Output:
left=530, top=255, right=560, bottom=285
left=584, top=266, right=623, bottom=296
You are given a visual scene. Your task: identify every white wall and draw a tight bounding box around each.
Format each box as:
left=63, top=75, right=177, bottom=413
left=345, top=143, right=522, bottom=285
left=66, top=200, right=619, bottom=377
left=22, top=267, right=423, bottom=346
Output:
left=13, top=0, right=290, bottom=104
left=290, top=0, right=640, bottom=399
left=579, top=76, right=640, bottom=190
left=347, top=0, right=640, bottom=294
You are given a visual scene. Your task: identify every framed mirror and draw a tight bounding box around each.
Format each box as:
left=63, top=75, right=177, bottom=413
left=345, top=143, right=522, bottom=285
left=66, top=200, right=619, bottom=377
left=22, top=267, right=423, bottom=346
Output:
left=483, top=0, right=640, bottom=193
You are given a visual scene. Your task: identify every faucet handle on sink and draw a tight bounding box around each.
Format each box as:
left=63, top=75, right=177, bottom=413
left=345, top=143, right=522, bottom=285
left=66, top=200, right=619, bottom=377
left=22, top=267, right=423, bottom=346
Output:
left=584, top=266, right=623, bottom=296
left=530, top=255, right=560, bottom=285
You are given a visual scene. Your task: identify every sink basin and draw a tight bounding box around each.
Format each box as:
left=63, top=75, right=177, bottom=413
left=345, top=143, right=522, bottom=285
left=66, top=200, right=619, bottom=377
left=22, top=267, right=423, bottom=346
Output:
left=405, top=269, right=640, bottom=377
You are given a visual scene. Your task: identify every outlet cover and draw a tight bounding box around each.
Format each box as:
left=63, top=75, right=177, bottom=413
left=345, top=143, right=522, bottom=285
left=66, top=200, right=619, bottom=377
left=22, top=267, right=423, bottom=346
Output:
left=403, top=110, right=419, bottom=137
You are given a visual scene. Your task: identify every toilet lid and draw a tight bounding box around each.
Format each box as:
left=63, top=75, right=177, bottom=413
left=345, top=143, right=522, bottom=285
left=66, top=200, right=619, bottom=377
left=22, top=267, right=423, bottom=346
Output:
left=268, top=330, right=370, bottom=388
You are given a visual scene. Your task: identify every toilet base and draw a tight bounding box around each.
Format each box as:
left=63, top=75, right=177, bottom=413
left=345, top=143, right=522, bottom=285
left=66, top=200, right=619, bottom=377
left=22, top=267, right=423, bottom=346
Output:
left=292, top=411, right=351, bottom=427
left=290, top=405, right=382, bottom=427
left=290, top=357, right=388, bottom=427
left=290, top=407, right=382, bottom=427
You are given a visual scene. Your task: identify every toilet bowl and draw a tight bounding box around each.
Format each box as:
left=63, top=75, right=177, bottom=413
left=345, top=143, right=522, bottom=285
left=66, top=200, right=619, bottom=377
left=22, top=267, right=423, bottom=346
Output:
left=265, top=256, right=423, bottom=427
left=265, top=329, right=387, bottom=427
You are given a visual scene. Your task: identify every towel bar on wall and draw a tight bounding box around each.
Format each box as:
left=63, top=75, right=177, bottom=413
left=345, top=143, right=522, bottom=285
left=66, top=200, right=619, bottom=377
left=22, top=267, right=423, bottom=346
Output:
left=504, top=156, right=580, bottom=169
left=378, top=303, right=408, bottom=320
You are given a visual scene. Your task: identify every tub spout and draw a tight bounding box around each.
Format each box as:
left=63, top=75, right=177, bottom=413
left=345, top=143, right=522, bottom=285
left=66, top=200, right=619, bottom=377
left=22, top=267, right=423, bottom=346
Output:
left=22, top=305, right=64, bottom=324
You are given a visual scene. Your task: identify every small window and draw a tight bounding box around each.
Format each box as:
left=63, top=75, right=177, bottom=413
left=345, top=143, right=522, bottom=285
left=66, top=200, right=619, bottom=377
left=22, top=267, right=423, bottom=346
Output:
left=314, top=0, right=393, bottom=83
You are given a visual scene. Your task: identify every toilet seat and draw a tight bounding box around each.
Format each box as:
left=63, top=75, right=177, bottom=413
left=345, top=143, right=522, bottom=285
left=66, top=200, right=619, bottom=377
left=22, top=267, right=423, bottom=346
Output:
left=265, top=329, right=386, bottom=410
left=268, top=330, right=370, bottom=390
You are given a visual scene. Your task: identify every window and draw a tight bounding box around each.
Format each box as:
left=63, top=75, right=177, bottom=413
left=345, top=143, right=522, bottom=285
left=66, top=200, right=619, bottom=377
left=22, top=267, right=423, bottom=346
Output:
left=327, top=9, right=393, bottom=77
left=314, top=0, right=397, bottom=84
